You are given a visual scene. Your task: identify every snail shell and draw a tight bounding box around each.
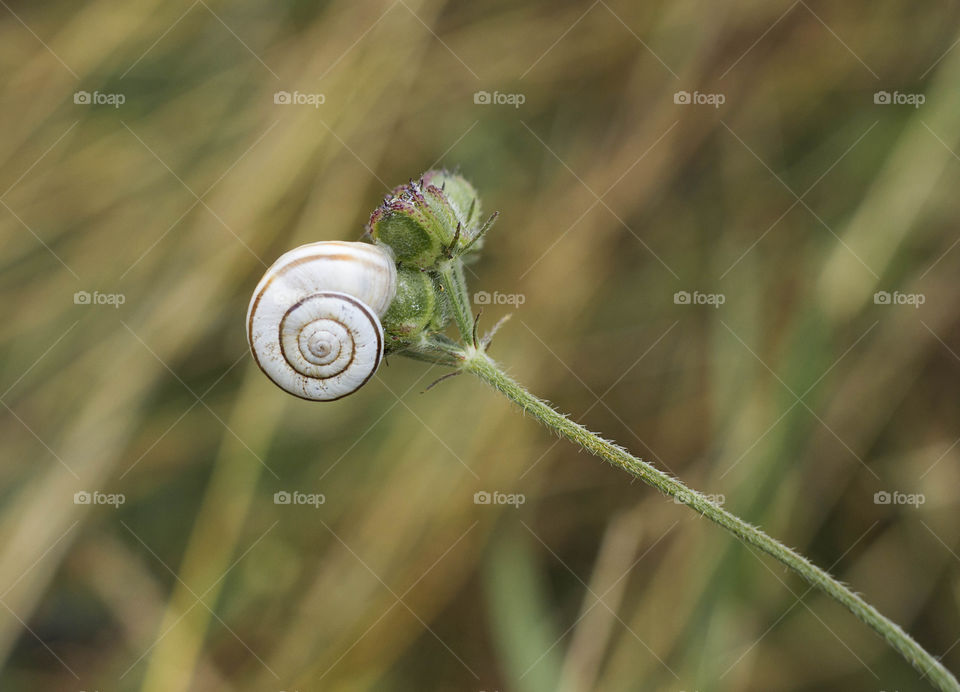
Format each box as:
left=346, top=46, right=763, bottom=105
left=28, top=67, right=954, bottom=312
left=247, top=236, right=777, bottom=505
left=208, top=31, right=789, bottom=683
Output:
left=247, top=241, right=397, bottom=400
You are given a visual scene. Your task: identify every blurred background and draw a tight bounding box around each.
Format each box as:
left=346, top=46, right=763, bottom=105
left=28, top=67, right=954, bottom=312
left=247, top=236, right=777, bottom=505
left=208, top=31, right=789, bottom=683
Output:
left=1, top=0, right=959, bottom=690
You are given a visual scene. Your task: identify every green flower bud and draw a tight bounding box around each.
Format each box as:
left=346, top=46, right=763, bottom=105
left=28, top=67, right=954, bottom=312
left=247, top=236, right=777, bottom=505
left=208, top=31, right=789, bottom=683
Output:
left=382, top=266, right=449, bottom=347
left=367, top=170, right=488, bottom=268
left=421, top=169, right=482, bottom=230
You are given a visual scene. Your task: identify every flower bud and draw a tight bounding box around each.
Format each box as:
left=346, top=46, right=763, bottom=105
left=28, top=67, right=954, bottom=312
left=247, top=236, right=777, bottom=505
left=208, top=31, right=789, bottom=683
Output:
left=367, top=170, right=485, bottom=268
left=382, top=266, right=449, bottom=346
left=421, top=169, right=482, bottom=230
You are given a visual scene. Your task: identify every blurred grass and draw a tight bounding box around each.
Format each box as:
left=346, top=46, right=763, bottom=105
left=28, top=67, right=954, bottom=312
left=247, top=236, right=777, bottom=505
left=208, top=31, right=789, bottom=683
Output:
left=1, top=0, right=960, bottom=690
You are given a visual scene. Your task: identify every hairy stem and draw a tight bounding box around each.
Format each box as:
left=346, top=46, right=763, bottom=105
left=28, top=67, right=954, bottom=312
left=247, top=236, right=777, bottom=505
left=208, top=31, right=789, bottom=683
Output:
left=461, top=348, right=959, bottom=692
left=436, top=263, right=475, bottom=343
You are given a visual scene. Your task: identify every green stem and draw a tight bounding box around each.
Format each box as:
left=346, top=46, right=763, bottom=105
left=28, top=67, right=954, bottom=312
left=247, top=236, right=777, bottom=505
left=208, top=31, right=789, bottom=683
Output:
left=437, top=262, right=475, bottom=343
left=460, top=348, right=959, bottom=692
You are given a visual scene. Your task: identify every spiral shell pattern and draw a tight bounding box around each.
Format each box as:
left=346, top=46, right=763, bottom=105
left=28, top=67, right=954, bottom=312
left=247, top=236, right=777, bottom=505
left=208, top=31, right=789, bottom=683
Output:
left=247, top=242, right=397, bottom=400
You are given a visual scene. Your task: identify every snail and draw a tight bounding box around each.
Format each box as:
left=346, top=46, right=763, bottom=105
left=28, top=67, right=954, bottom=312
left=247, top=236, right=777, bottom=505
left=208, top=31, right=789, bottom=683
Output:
left=248, top=170, right=481, bottom=401
left=247, top=241, right=397, bottom=400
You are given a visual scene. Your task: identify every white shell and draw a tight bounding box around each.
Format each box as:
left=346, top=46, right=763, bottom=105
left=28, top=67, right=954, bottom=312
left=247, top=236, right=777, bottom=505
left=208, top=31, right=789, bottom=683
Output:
left=247, top=241, right=397, bottom=400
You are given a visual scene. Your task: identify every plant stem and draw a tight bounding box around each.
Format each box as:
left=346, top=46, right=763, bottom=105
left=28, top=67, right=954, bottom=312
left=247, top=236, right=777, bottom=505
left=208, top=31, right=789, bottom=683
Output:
left=437, top=263, right=475, bottom=343
left=460, top=348, right=959, bottom=692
